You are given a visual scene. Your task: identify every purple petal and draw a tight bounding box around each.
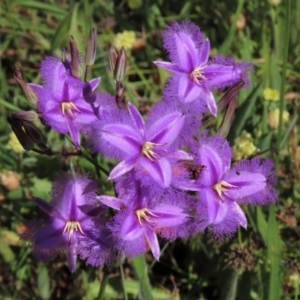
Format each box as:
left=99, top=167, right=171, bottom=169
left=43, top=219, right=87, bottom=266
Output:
left=97, top=195, right=124, bottom=211
left=34, top=198, right=64, bottom=221
left=66, top=244, right=77, bottom=273
left=201, top=189, right=229, bottom=224
left=66, top=118, right=80, bottom=149
left=204, top=64, right=241, bottom=90
left=108, top=159, right=135, bottom=181
left=88, top=77, right=101, bottom=91
left=152, top=61, right=183, bottom=73
left=128, top=102, right=145, bottom=134
left=232, top=202, right=247, bottom=228
left=224, top=171, right=266, bottom=200
left=102, top=124, right=142, bottom=156
left=138, top=157, right=172, bottom=188
left=153, top=204, right=187, bottom=227
left=121, top=212, right=143, bottom=241
left=28, top=83, right=43, bottom=95
left=177, top=74, right=199, bottom=103
left=147, top=112, right=185, bottom=146
left=145, top=227, right=160, bottom=260
left=198, top=39, right=210, bottom=65
left=197, top=144, right=225, bottom=186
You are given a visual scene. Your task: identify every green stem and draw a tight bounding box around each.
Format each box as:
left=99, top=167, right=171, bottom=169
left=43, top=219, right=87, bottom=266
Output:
left=120, top=262, right=128, bottom=300
left=97, top=268, right=110, bottom=300
left=276, top=0, right=291, bottom=155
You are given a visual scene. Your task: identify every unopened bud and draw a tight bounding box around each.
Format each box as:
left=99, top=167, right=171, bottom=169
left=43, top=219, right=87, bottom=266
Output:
left=217, top=90, right=238, bottom=138
left=85, top=28, right=97, bottom=66
left=114, top=46, right=127, bottom=81
left=7, top=116, right=34, bottom=151
left=218, top=81, right=244, bottom=112
left=13, top=111, right=38, bottom=122
left=69, top=35, right=82, bottom=79
left=22, top=122, right=44, bottom=145
left=109, top=44, right=118, bottom=72
left=14, top=65, right=38, bottom=105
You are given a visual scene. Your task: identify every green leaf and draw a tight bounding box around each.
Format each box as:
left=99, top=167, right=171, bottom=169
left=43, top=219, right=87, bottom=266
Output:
left=37, top=263, right=51, bottom=300
left=0, top=237, right=15, bottom=263
left=131, top=255, right=154, bottom=300
left=267, top=205, right=282, bottom=300
left=256, top=206, right=268, bottom=245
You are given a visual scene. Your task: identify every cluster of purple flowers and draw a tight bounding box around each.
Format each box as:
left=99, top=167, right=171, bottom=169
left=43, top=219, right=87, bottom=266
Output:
left=19, top=20, right=277, bottom=272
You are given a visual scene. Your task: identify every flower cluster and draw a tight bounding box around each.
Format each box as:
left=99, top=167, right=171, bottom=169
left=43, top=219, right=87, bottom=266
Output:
left=17, top=20, right=278, bottom=272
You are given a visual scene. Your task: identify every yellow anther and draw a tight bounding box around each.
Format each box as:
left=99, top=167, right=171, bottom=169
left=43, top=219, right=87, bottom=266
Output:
left=190, top=65, right=207, bottom=84
left=141, top=142, right=160, bottom=161
left=135, top=208, right=158, bottom=226
left=213, top=180, right=237, bottom=201
left=63, top=221, right=84, bottom=242
left=61, top=102, right=80, bottom=118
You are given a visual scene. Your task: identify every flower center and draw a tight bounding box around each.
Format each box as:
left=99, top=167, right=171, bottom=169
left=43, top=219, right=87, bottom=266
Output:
left=141, top=142, right=159, bottom=161
left=61, top=102, right=80, bottom=118
left=190, top=65, right=206, bottom=85
left=213, top=180, right=237, bottom=202
left=63, top=221, right=84, bottom=242
left=135, top=208, right=158, bottom=226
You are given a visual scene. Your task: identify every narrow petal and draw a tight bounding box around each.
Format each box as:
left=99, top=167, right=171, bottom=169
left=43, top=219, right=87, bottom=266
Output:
left=34, top=198, right=64, bottom=221
left=66, top=244, right=77, bottom=273
left=197, top=38, right=210, bottom=65
left=97, top=195, right=124, bottom=211
left=88, top=77, right=101, bottom=91
left=121, top=212, right=143, bottom=241
left=232, top=202, right=247, bottom=228
left=152, top=61, right=183, bottom=73
left=66, top=118, right=80, bottom=149
left=109, top=159, right=135, bottom=181
left=147, top=112, right=185, bottom=146
left=102, top=124, right=142, bottom=156
left=128, top=102, right=145, bottom=134
left=145, top=227, right=160, bottom=260
left=139, top=157, right=172, bottom=188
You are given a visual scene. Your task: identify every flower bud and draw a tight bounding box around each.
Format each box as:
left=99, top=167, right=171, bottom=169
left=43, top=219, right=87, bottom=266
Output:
left=13, top=111, right=38, bottom=122
left=108, top=44, right=118, bottom=72
left=14, top=65, right=38, bottom=105
left=69, top=35, right=82, bottom=79
left=85, top=28, right=97, bottom=66
left=114, top=46, right=127, bottom=81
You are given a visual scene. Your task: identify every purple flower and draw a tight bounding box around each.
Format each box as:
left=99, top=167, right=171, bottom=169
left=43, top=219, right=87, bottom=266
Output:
left=30, top=56, right=101, bottom=148
left=90, top=101, right=194, bottom=188
left=21, top=172, right=111, bottom=272
left=98, top=178, right=191, bottom=260
left=190, top=133, right=277, bottom=237
left=153, top=20, right=252, bottom=116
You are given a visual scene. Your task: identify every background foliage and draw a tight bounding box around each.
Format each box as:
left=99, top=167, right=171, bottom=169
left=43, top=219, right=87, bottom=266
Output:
left=0, top=0, right=299, bottom=299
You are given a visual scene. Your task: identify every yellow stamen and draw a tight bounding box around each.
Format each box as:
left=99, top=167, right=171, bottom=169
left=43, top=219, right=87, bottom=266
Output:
left=63, top=221, right=84, bottom=242
left=61, top=102, right=80, bottom=118
left=141, top=142, right=160, bottom=161
left=135, top=208, right=158, bottom=226
left=213, top=180, right=237, bottom=201
left=190, top=65, right=207, bottom=84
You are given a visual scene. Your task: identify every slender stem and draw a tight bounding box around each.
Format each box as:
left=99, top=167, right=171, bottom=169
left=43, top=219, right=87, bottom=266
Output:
left=276, top=0, right=291, bottom=155
left=120, top=262, right=128, bottom=300
left=96, top=268, right=110, bottom=300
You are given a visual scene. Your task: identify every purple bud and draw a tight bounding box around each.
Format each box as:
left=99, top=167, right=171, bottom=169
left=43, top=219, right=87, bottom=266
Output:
left=114, top=46, right=127, bottom=81
left=85, top=28, right=97, bottom=66
left=69, top=35, right=82, bottom=79
left=14, top=65, right=38, bottom=105
left=108, top=44, right=118, bottom=72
